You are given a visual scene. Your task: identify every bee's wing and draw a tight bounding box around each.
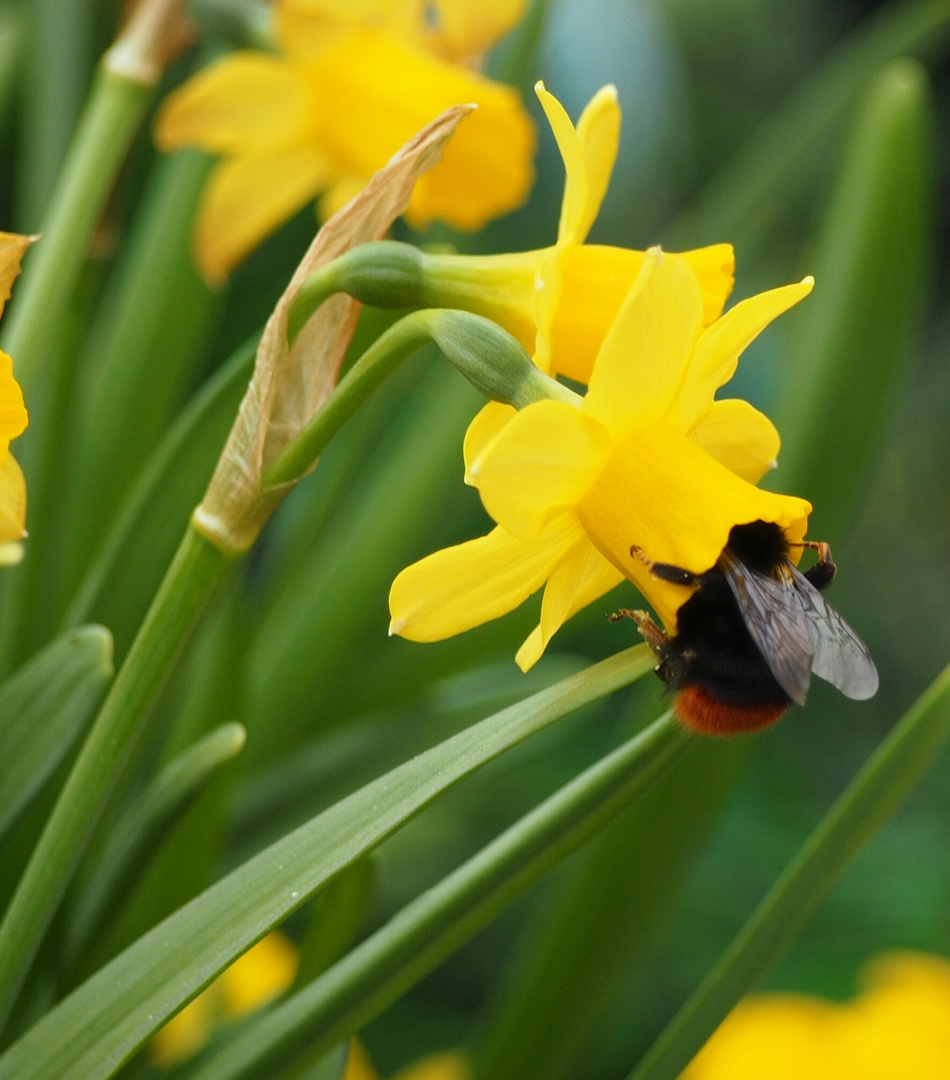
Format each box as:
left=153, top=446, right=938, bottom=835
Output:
left=719, top=551, right=814, bottom=705
left=788, top=564, right=879, bottom=700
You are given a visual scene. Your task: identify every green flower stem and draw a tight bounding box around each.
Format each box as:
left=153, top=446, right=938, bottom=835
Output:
left=266, top=308, right=577, bottom=488
left=0, top=525, right=231, bottom=1029
left=148, top=715, right=690, bottom=1080
left=2, top=63, right=153, bottom=395
left=627, top=660, right=950, bottom=1080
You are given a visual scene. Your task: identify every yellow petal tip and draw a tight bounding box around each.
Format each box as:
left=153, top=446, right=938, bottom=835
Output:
left=389, top=618, right=406, bottom=637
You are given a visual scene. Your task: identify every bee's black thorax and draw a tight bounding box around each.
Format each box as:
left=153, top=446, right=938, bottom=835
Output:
left=659, top=522, right=794, bottom=709
left=663, top=569, right=791, bottom=708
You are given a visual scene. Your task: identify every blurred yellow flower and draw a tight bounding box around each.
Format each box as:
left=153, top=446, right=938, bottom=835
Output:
left=390, top=248, right=812, bottom=669
left=416, top=82, right=735, bottom=384
left=0, top=232, right=33, bottom=566
left=150, top=930, right=298, bottom=1066
left=155, top=0, right=535, bottom=282
left=345, top=1038, right=469, bottom=1080
left=682, top=951, right=950, bottom=1080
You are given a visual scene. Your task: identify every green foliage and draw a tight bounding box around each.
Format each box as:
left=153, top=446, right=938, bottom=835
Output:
left=1, top=4, right=949, bottom=1080
left=776, top=59, right=933, bottom=539
left=0, top=648, right=655, bottom=1080
left=0, top=625, right=112, bottom=840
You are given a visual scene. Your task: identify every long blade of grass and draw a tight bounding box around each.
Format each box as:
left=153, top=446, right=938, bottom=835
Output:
left=626, top=661, right=950, bottom=1080
left=64, top=723, right=247, bottom=971
left=472, top=736, right=742, bottom=1080
left=773, top=59, right=933, bottom=539
left=0, top=647, right=656, bottom=1080
left=187, top=713, right=688, bottom=1080
left=0, top=626, right=113, bottom=841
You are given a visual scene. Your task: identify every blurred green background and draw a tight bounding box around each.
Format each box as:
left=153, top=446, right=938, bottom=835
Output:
left=3, top=0, right=950, bottom=1077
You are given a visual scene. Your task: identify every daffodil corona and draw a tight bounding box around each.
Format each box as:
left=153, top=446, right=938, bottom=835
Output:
left=154, top=0, right=536, bottom=282
left=389, top=248, right=814, bottom=673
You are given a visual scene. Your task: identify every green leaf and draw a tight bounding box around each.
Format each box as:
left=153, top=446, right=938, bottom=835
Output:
left=626, top=660, right=950, bottom=1080
left=472, top=735, right=743, bottom=1080
left=0, top=626, right=113, bottom=841
left=61, top=336, right=256, bottom=657
left=183, top=713, right=687, bottom=1080
left=63, top=146, right=221, bottom=606
left=666, top=0, right=950, bottom=250
left=774, top=59, right=933, bottom=538
left=65, top=723, right=246, bottom=969
left=0, top=646, right=656, bottom=1080
left=294, top=859, right=378, bottom=990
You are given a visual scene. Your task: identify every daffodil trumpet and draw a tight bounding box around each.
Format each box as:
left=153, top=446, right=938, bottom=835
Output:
left=286, top=239, right=536, bottom=349
left=266, top=309, right=576, bottom=488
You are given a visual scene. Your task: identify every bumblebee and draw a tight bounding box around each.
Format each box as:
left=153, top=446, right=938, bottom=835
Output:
left=613, top=520, right=879, bottom=735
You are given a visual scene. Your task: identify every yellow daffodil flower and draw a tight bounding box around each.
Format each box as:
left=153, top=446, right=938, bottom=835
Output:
left=682, top=951, right=950, bottom=1080
left=154, top=0, right=536, bottom=283
left=280, top=0, right=529, bottom=65
left=406, top=82, right=735, bottom=385
left=389, top=248, right=813, bottom=670
left=345, top=1038, right=468, bottom=1080
left=0, top=233, right=33, bottom=566
left=150, top=930, right=298, bottom=1066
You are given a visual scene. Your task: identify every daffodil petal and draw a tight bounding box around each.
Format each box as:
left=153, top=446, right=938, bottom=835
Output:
left=584, top=249, right=703, bottom=440
left=577, top=424, right=810, bottom=629
left=195, top=148, right=333, bottom=283
left=0, top=452, right=26, bottom=543
left=463, top=400, right=516, bottom=485
left=672, top=276, right=814, bottom=429
left=681, top=242, right=735, bottom=324
left=0, top=349, right=27, bottom=447
left=838, top=952, right=950, bottom=1079
left=574, top=84, right=620, bottom=244
left=535, top=81, right=588, bottom=247
left=154, top=53, right=315, bottom=156
left=547, top=243, right=732, bottom=384
left=316, top=32, right=535, bottom=232
left=531, top=247, right=561, bottom=375
left=431, top=0, right=529, bottom=59
left=690, top=398, right=780, bottom=484
left=219, top=932, right=298, bottom=1018
left=149, top=988, right=217, bottom=1066
left=516, top=536, right=624, bottom=670
left=389, top=516, right=583, bottom=642
left=0, top=234, right=34, bottom=324
left=473, top=400, right=612, bottom=542
left=342, top=1038, right=381, bottom=1080
left=680, top=996, right=836, bottom=1079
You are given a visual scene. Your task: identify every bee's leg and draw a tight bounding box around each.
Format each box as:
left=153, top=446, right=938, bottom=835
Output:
left=629, top=544, right=703, bottom=588
left=606, top=607, right=641, bottom=623
left=794, top=540, right=837, bottom=592
left=606, top=607, right=671, bottom=658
